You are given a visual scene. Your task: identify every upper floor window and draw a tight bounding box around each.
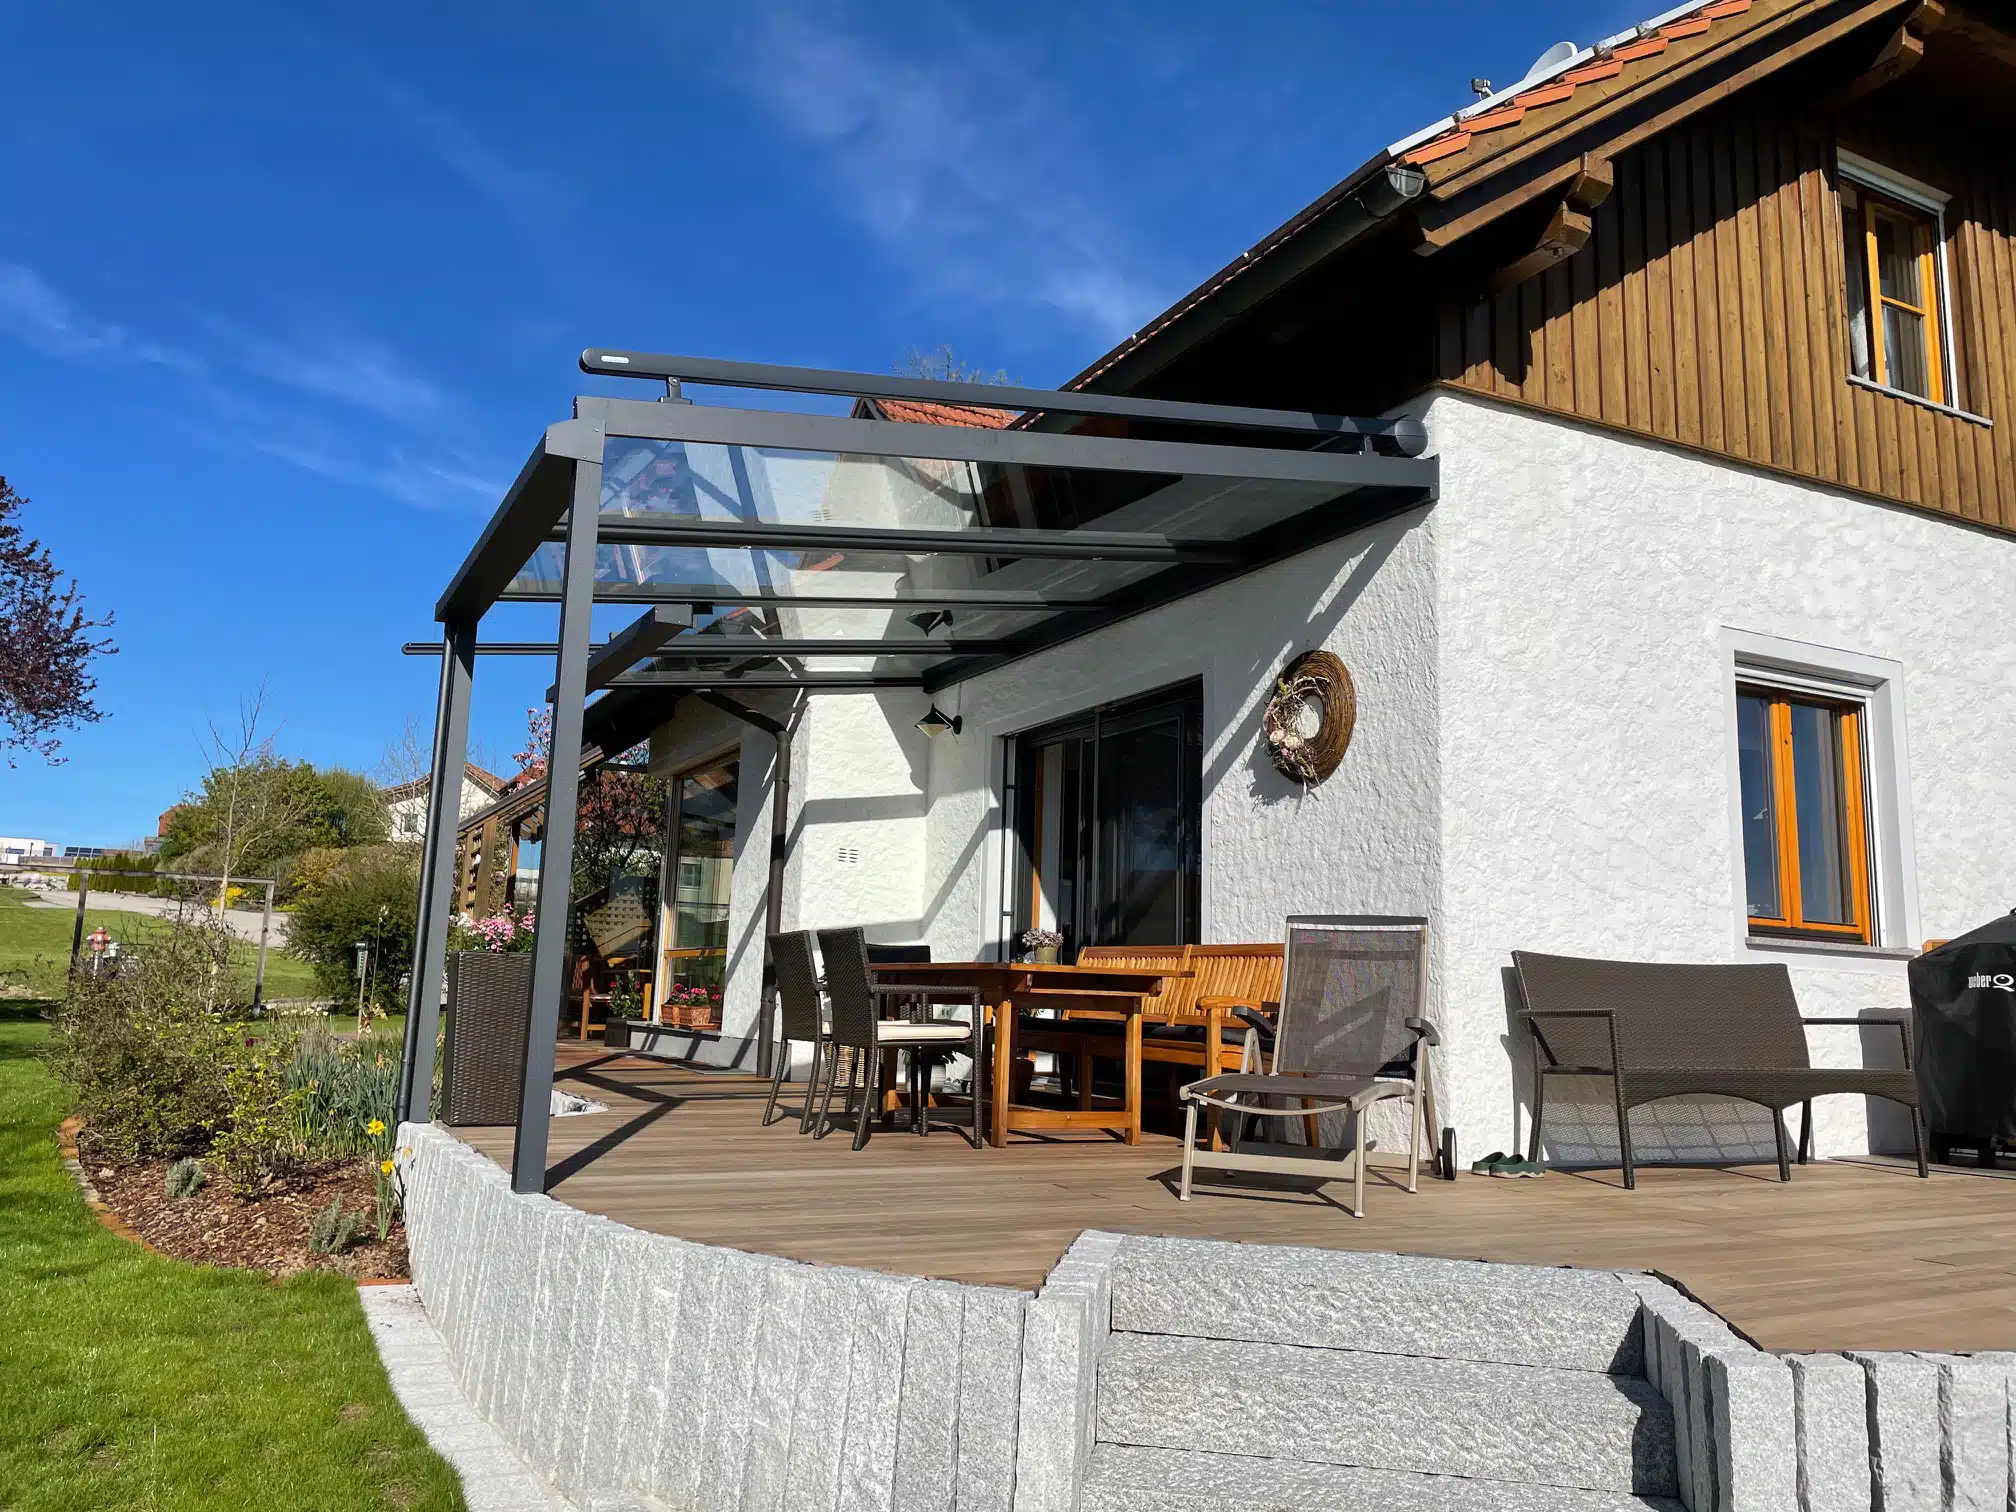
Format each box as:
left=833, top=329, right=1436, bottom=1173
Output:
left=1737, top=684, right=1873, bottom=943
left=1839, top=154, right=1955, bottom=408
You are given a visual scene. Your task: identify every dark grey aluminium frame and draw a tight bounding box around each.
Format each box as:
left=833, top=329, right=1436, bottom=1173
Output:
left=396, top=348, right=1437, bottom=1195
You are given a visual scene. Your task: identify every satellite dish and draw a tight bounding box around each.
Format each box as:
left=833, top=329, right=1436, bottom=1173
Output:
left=1526, top=41, right=1579, bottom=79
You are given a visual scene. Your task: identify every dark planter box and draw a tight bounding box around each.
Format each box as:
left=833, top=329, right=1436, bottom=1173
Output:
left=603, top=1017, right=633, bottom=1049
left=441, top=951, right=534, bottom=1126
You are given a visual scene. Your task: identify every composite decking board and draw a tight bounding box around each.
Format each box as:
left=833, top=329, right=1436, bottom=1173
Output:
left=448, top=1050, right=2016, bottom=1355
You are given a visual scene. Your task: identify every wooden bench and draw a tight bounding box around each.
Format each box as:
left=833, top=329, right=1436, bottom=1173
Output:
left=1016, top=944, right=1285, bottom=1136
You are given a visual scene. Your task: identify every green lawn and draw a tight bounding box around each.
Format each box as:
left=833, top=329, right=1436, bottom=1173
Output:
left=0, top=887, right=322, bottom=1001
left=0, top=1003, right=465, bottom=1511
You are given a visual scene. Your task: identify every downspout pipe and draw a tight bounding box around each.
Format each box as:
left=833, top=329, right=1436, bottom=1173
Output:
left=1080, top=161, right=1427, bottom=395
left=698, top=691, right=792, bottom=1080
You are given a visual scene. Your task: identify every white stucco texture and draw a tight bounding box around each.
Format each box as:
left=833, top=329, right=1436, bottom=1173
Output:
left=1429, top=390, right=2016, bottom=1160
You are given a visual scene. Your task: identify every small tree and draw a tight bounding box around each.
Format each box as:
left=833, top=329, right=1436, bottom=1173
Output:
left=897, top=345, right=1013, bottom=385
left=0, top=476, right=115, bottom=764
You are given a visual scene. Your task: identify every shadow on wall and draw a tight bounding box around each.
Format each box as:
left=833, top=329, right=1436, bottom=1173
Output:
left=1499, top=963, right=1786, bottom=1166
left=1212, top=518, right=1410, bottom=810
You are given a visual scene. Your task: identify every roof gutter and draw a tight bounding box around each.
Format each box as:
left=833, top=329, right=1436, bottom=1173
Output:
left=1072, top=159, right=1427, bottom=396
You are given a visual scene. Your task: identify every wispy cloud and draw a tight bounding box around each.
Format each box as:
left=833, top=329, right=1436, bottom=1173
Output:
left=727, top=5, right=1159, bottom=342
left=185, top=408, right=504, bottom=514
left=0, top=262, right=502, bottom=511
left=0, top=263, right=205, bottom=373
left=373, top=78, right=578, bottom=231
left=216, top=321, right=447, bottom=425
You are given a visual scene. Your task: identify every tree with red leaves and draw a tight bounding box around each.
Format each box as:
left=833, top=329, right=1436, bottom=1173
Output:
left=507, top=706, right=666, bottom=898
left=0, top=477, right=115, bottom=764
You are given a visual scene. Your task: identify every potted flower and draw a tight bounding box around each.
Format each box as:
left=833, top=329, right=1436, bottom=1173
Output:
left=1020, top=928, right=1064, bottom=966
left=660, top=982, right=722, bottom=1031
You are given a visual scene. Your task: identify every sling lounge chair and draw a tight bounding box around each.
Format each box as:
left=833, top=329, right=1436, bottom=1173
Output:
left=1178, top=915, right=1439, bottom=1218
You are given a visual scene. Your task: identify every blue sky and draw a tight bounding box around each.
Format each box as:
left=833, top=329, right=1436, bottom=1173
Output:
left=1, top=0, right=1644, bottom=845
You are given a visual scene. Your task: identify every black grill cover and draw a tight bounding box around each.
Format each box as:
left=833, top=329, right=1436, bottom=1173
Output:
left=1908, top=911, right=2016, bottom=1142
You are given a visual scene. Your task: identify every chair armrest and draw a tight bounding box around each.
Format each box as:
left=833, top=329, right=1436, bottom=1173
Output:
left=1802, top=1015, right=1913, bottom=1067
left=1232, top=1006, right=1274, bottom=1043
left=1404, top=1016, right=1440, bottom=1046
left=1197, top=994, right=1268, bottom=1012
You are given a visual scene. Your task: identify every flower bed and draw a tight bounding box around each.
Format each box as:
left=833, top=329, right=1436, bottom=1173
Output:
left=78, top=1128, right=408, bottom=1278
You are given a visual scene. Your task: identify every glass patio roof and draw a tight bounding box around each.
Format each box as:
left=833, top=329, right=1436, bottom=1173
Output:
left=432, top=350, right=1439, bottom=704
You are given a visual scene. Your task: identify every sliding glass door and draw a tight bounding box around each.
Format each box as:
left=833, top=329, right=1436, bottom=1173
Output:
left=1012, top=682, right=1201, bottom=959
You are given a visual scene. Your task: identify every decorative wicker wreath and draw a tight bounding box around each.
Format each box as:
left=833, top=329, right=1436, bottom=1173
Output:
left=1262, top=650, right=1356, bottom=786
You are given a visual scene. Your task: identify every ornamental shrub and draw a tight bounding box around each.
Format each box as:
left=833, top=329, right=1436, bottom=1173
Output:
left=47, top=912, right=244, bottom=1159
left=284, top=844, right=420, bottom=1011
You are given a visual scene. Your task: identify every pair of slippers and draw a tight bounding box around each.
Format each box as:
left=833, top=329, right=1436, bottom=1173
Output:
left=1470, top=1151, right=1543, bottom=1178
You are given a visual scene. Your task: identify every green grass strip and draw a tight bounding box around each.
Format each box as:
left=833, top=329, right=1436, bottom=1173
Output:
left=0, top=885, right=324, bottom=1001
left=0, top=1005, right=465, bottom=1511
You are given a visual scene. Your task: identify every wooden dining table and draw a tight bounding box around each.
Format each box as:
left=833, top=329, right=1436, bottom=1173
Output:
left=871, top=960, right=1192, bottom=1147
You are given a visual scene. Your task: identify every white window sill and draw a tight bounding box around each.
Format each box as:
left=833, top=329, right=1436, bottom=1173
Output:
left=1845, top=374, right=1993, bottom=428
left=1746, top=934, right=1917, bottom=963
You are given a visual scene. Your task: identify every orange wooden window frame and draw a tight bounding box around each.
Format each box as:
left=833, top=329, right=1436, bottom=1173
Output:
left=1743, top=688, right=1872, bottom=943
left=1861, top=192, right=1948, bottom=406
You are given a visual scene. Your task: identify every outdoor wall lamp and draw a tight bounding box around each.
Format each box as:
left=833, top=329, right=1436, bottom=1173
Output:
left=915, top=705, right=963, bottom=738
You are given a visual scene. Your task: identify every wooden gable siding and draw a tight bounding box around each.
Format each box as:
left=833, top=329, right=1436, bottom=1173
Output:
left=1435, top=104, right=2016, bottom=533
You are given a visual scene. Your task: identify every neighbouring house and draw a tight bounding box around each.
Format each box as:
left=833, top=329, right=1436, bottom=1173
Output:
left=403, top=0, right=2016, bottom=1175
left=384, top=762, right=508, bottom=845
left=0, top=836, right=57, bottom=866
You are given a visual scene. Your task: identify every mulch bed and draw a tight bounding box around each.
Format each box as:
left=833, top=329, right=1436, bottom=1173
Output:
left=77, top=1130, right=409, bottom=1279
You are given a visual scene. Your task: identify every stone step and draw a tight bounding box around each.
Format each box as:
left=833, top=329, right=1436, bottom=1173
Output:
left=1082, top=1445, right=1686, bottom=1512
left=1097, top=1333, right=1676, bottom=1498
left=1109, top=1235, right=1645, bottom=1374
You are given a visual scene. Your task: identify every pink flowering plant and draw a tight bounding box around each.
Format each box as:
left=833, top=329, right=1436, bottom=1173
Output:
left=660, top=982, right=721, bottom=1008
left=448, top=906, right=538, bottom=954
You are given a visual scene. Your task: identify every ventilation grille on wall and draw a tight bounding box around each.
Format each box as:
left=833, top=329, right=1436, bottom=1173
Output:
left=836, top=845, right=861, bottom=865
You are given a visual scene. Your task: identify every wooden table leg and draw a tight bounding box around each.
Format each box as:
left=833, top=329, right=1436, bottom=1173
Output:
left=1124, top=1010, right=1143, bottom=1147
left=990, top=995, right=1014, bottom=1148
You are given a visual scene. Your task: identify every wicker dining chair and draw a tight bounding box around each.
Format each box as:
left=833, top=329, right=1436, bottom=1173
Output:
left=762, top=930, right=830, bottom=1133
left=815, top=927, right=983, bottom=1149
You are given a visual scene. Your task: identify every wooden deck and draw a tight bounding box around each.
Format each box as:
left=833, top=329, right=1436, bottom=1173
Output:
left=450, top=1046, right=2016, bottom=1355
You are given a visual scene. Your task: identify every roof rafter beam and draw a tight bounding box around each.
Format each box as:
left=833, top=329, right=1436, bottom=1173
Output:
left=579, top=349, right=1408, bottom=444
left=580, top=604, right=695, bottom=695
left=607, top=672, right=929, bottom=690
left=640, top=638, right=1006, bottom=659
left=495, top=585, right=1110, bottom=610
left=577, top=516, right=1245, bottom=564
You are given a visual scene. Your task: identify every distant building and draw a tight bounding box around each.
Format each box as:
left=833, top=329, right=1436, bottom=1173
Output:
left=385, top=763, right=509, bottom=844
left=0, top=837, right=57, bottom=866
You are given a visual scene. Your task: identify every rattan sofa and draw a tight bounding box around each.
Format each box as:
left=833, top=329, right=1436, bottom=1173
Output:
left=1513, top=951, right=1928, bottom=1186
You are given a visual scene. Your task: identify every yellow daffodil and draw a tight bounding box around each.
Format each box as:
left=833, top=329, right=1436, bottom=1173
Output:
left=366, top=1119, right=386, bottom=1136
left=380, top=1159, right=395, bottom=1175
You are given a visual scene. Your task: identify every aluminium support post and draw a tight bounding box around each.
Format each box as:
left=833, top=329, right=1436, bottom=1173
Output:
left=396, top=618, right=477, bottom=1124
left=511, top=460, right=600, bottom=1193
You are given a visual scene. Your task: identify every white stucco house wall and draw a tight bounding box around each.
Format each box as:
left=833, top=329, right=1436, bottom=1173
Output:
left=635, top=384, right=2016, bottom=1164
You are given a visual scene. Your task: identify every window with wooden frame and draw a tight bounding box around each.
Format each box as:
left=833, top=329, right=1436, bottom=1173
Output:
left=1736, top=685, right=1873, bottom=942
left=1839, top=162, right=1954, bottom=407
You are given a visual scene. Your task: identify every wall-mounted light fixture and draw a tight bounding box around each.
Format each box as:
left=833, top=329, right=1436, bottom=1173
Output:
left=915, top=705, right=963, bottom=738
